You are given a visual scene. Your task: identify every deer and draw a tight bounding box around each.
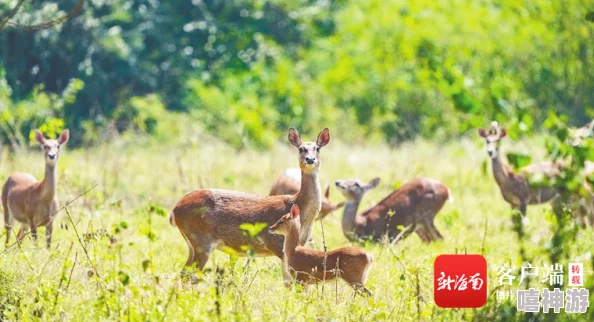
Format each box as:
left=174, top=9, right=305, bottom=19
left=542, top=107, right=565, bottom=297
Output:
left=478, top=121, right=562, bottom=221
left=269, top=167, right=345, bottom=220
left=334, top=177, right=451, bottom=244
left=269, top=204, right=374, bottom=296
left=169, top=128, right=330, bottom=283
left=2, top=129, right=70, bottom=248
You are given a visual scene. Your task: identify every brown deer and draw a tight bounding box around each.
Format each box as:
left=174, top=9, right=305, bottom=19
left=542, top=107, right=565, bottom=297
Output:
left=2, top=129, right=70, bottom=248
left=169, top=128, right=330, bottom=282
left=478, top=122, right=561, bottom=219
left=269, top=204, right=374, bottom=295
left=334, top=177, right=451, bottom=244
left=269, top=167, right=344, bottom=220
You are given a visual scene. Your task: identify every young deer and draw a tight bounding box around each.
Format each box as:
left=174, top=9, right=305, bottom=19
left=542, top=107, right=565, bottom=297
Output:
left=269, top=168, right=345, bottom=220
left=478, top=122, right=561, bottom=218
left=169, top=128, right=330, bottom=281
left=2, top=129, right=70, bottom=248
left=334, top=177, right=451, bottom=244
left=269, top=204, right=374, bottom=296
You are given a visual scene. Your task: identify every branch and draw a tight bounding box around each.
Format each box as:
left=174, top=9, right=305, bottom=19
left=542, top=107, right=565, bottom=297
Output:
left=0, top=0, right=26, bottom=29
left=4, top=0, right=85, bottom=32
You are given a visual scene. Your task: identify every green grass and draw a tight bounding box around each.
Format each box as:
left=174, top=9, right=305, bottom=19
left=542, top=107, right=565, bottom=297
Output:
left=0, top=133, right=593, bottom=321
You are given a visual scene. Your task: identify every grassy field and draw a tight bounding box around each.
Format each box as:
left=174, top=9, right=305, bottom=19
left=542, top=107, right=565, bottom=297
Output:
left=0, top=131, right=593, bottom=321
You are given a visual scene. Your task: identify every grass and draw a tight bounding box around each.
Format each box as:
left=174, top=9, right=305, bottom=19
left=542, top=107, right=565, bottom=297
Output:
left=0, top=131, right=593, bottom=321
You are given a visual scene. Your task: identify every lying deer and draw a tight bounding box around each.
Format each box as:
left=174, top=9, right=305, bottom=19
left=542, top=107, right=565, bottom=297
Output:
left=2, top=129, right=70, bottom=248
left=269, top=168, right=344, bottom=220
left=170, top=128, right=330, bottom=282
left=478, top=122, right=561, bottom=218
left=269, top=204, right=374, bottom=296
left=334, top=177, right=451, bottom=243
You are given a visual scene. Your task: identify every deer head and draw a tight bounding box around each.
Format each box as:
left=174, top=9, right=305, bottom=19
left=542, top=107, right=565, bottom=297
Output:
left=478, top=121, right=506, bottom=159
left=269, top=204, right=300, bottom=235
left=288, top=128, right=330, bottom=175
left=335, top=178, right=380, bottom=202
left=34, top=129, right=70, bottom=166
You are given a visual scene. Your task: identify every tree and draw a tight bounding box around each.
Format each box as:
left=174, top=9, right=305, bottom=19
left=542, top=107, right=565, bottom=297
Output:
left=0, top=0, right=84, bottom=31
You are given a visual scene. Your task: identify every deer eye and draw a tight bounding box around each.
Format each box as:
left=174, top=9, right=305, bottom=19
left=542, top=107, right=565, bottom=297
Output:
left=299, top=147, right=305, bottom=153
left=316, top=147, right=320, bottom=152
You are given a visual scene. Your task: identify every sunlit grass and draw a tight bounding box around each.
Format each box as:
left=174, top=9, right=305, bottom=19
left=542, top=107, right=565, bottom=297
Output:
left=0, top=133, right=592, bottom=321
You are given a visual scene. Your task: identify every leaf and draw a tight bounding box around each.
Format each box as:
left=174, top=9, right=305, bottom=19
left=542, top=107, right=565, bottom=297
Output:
left=586, top=11, right=594, bottom=22
left=506, top=153, right=532, bottom=170
left=388, top=209, right=396, bottom=217
left=148, top=205, right=168, bottom=217
left=142, top=259, right=150, bottom=272
left=239, top=222, right=268, bottom=238
left=391, top=181, right=402, bottom=190
left=118, top=271, right=130, bottom=286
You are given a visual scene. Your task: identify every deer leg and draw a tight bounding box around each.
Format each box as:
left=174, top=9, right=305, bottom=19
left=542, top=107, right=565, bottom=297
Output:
left=426, top=218, right=444, bottom=241
left=4, top=213, right=12, bottom=247
left=182, top=232, right=217, bottom=273
left=30, top=223, right=38, bottom=244
left=45, top=221, right=53, bottom=249
left=46, top=200, right=58, bottom=249
left=16, top=225, right=26, bottom=247
left=414, top=225, right=431, bottom=244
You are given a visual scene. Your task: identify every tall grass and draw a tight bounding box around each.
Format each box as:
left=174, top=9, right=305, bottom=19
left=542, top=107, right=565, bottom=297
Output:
left=0, top=132, right=592, bottom=321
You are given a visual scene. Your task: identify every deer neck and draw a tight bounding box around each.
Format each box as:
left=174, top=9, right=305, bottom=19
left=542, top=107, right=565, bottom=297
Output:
left=341, top=200, right=363, bottom=241
left=282, top=223, right=301, bottom=262
left=295, top=169, right=321, bottom=245
left=40, top=163, right=57, bottom=203
left=491, top=152, right=512, bottom=187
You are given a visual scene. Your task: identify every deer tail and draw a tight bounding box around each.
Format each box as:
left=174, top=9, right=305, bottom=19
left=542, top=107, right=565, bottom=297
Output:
left=169, top=211, right=177, bottom=227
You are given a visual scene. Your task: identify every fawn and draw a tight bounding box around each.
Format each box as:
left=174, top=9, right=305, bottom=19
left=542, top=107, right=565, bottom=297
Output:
left=2, top=129, right=70, bottom=248
left=269, top=204, right=374, bottom=295
left=170, top=128, right=330, bottom=283
left=269, top=167, right=345, bottom=220
left=335, top=177, right=451, bottom=243
left=478, top=121, right=561, bottom=219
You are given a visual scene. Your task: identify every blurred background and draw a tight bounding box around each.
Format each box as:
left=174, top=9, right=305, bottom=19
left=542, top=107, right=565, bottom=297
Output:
left=0, top=0, right=593, bottom=149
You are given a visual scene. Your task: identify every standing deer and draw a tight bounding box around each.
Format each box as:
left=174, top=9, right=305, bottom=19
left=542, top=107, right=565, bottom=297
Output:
left=269, top=168, right=344, bottom=220
left=169, top=128, right=330, bottom=282
left=334, top=177, right=451, bottom=243
left=269, top=204, right=374, bottom=296
left=2, top=129, right=70, bottom=248
left=478, top=122, right=561, bottom=218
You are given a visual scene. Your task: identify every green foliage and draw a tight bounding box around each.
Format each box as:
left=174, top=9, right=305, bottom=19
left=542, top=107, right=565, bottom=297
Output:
left=506, top=153, right=532, bottom=170
left=1, top=1, right=593, bottom=148
left=239, top=222, right=268, bottom=238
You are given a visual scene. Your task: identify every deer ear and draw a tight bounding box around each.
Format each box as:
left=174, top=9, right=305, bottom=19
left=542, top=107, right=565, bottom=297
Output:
left=366, top=177, right=380, bottom=190
left=316, top=128, right=330, bottom=148
left=288, top=128, right=302, bottom=148
left=34, top=130, right=46, bottom=145
left=324, top=184, right=330, bottom=198
left=290, top=204, right=300, bottom=219
left=58, top=129, right=70, bottom=145
left=499, top=128, right=507, bottom=138
left=478, top=129, right=487, bottom=138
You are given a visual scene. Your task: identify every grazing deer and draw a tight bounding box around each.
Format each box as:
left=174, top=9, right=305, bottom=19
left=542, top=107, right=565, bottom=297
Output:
left=478, top=122, right=562, bottom=218
left=169, top=128, right=330, bottom=281
left=334, top=177, right=451, bottom=244
left=269, top=167, right=345, bottom=220
left=2, top=129, right=70, bottom=248
left=269, top=204, right=374, bottom=296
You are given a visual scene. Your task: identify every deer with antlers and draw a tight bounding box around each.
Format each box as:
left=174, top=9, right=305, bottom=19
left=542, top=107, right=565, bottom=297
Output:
left=478, top=121, right=562, bottom=218
left=169, top=128, right=330, bottom=283
left=269, top=204, right=374, bottom=295
left=269, top=168, right=344, bottom=220
left=2, top=129, right=70, bottom=248
left=334, top=177, right=451, bottom=243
